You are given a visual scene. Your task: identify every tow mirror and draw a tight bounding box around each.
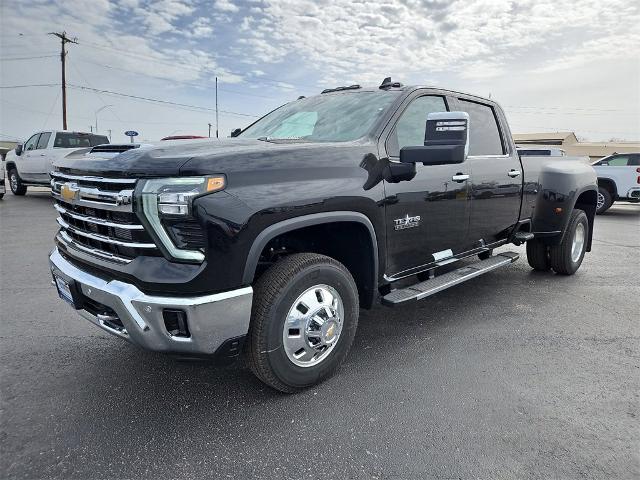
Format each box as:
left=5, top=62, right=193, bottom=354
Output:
left=399, top=111, right=469, bottom=165
left=230, top=128, right=242, bottom=138
left=14, top=143, right=23, bottom=156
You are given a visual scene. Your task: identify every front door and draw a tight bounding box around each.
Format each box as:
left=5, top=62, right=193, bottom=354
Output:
left=453, top=98, right=522, bottom=245
left=382, top=93, right=473, bottom=278
left=19, top=133, right=42, bottom=182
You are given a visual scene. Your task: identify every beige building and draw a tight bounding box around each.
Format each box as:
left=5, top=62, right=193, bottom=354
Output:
left=513, top=132, right=640, bottom=161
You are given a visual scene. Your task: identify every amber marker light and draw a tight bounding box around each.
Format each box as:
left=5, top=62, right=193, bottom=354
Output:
left=554, top=207, right=563, bottom=214
left=207, top=176, right=225, bottom=192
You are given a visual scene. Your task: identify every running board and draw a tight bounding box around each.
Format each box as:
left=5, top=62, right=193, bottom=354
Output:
left=382, top=252, right=519, bottom=306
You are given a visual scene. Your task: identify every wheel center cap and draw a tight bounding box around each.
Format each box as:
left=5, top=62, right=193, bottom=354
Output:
left=322, top=320, right=338, bottom=343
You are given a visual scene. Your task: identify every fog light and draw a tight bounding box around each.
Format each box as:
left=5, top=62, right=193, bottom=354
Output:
left=163, top=309, right=190, bottom=338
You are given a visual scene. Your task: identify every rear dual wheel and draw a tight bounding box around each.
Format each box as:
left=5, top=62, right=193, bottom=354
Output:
left=526, top=209, right=588, bottom=275
left=246, top=253, right=359, bottom=393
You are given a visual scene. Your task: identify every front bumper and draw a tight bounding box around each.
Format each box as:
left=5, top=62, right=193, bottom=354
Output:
left=49, top=248, right=253, bottom=356
left=626, top=187, right=640, bottom=201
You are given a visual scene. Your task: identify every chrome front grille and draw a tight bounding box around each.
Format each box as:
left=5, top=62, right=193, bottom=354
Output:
left=51, top=171, right=160, bottom=264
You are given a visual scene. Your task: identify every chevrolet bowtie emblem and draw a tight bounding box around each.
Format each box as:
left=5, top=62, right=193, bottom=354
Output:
left=60, top=182, right=80, bottom=201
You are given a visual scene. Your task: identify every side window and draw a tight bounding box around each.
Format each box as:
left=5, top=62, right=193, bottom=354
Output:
left=24, top=134, right=40, bottom=151
left=606, top=155, right=630, bottom=166
left=457, top=99, right=504, bottom=156
left=629, top=154, right=640, bottom=166
left=36, top=132, right=51, bottom=149
left=387, top=95, right=447, bottom=157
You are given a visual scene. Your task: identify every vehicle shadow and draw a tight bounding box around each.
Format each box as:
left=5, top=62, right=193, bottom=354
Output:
left=31, top=277, right=504, bottom=461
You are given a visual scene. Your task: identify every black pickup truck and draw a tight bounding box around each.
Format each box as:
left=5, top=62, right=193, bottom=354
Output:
left=48, top=78, right=597, bottom=392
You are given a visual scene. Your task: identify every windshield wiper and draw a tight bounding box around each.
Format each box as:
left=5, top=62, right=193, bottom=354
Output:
left=256, top=136, right=310, bottom=143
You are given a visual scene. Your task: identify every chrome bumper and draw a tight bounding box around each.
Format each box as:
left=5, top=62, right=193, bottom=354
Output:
left=626, top=187, right=640, bottom=199
left=49, top=248, right=253, bottom=356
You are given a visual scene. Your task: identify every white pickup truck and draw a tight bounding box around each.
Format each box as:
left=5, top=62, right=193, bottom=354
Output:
left=592, top=153, right=640, bottom=214
left=5, top=130, right=109, bottom=196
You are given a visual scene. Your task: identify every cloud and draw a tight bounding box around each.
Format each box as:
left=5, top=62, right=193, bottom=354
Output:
left=214, top=0, right=239, bottom=13
left=188, top=17, right=214, bottom=38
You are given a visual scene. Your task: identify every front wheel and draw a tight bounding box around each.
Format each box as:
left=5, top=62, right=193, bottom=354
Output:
left=8, top=169, right=27, bottom=196
left=596, top=186, right=612, bottom=214
left=246, top=253, right=359, bottom=393
left=549, top=209, right=589, bottom=275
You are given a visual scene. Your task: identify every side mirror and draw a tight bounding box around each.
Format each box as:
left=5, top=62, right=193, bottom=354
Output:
left=14, top=143, right=23, bottom=156
left=230, top=128, right=242, bottom=138
left=399, top=111, right=469, bottom=165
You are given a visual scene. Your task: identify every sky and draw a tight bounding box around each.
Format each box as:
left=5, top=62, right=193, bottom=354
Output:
left=1, top=0, right=639, bottom=144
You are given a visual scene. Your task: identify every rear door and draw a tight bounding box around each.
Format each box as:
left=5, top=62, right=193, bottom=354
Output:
left=381, top=91, right=473, bottom=278
left=453, top=97, right=522, bottom=246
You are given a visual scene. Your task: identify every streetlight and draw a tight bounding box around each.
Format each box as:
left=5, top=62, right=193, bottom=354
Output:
left=95, top=105, right=113, bottom=134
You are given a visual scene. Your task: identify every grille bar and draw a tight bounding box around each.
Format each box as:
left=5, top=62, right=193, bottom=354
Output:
left=50, top=171, right=137, bottom=184
left=54, top=203, right=144, bottom=230
left=56, top=217, right=156, bottom=249
left=57, top=231, right=132, bottom=264
left=52, top=183, right=134, bottom=212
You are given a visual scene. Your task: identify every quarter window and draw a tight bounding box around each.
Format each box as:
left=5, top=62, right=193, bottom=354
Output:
left=606, top=155, right=630, bottom=166
left=36, top=132, right=51, bottom=149
left=457, top=99, right=504, bottom=156
left=387, top=95, right=447, bottom=157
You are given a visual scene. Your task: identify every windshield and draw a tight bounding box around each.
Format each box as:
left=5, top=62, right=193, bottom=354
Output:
left=54, top=132, right=110, bottom=148
left=240, top=91, right=400, bottom=142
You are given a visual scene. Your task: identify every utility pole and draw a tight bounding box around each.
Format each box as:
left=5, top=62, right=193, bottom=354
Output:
left=208, top=123, right=212, bottom=138
left=49, top=31, right=77, bottom=130
left=215, top=77, right=219, bottom=139
left=107, top=129, right=112, bottom=141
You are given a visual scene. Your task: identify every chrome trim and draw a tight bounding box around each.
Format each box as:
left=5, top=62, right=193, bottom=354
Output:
left=54, top=204, right=144, bottom=230
left=57, top=231, right=132, bottom=264
left=452, top=174, right=470, bottom=182
left=56, top=217, right=156, bottom=249
left=52, top=181, right=133, bottom=208
left=52, top=192, right=134, bottom=212
left=50, top=171, right=137, bottom=184
left=49, top=248, right=253, bottom=356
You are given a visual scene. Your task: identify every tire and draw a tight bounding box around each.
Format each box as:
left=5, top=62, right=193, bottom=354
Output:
left=596, top=186, right=612, bottom=214
left=8, top=169, right=27, bottom=196
left=478, top=249, right=493, bottom=260
left=526, top=239, right=551, bottom=271
left=246, top=253, right=359, bottom=393
left=549, top=209, right=589, bottom=275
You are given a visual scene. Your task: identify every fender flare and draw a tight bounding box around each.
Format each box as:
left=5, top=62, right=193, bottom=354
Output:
left=241, top=211, right=379, bottom=286
left=596, top=177, right=618, bottom=197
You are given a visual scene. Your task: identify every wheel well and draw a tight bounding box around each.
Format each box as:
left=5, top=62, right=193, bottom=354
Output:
left=574, top=189, right=597, bottom=252
left=5, top=161, right=16, bottom=173
left=254, top=222, right=377, bottom=309
left=597, top=178, right=617, bottom=197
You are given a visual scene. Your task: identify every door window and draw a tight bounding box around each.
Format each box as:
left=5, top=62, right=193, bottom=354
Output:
left=36, top=132, right=51, bottom=149
left=457, top=99, right=504, bottom=156
left=387, top=95, right=447, bottom=157
left=24, top=134, right=40, bottom=151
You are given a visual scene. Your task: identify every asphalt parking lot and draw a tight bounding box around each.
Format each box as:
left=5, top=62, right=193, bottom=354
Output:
left=1, top=189, right=638, bottom=479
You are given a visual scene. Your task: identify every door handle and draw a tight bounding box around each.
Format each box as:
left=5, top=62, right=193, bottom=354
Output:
left=508, top=170, right=521, bottom=178
left=452, top=174, right=470, bottom=182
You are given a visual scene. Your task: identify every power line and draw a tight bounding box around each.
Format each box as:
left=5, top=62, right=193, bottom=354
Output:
left=75, top=58, right=281, bottom=100
left=0, top=55, right=58, bottom=61
left=0, top=83, right=60, bottom=89
left=67, top=84, right=260, bottom=118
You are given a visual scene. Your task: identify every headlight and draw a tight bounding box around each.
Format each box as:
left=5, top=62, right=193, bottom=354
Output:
left=138, top=176, right=225, bottom=262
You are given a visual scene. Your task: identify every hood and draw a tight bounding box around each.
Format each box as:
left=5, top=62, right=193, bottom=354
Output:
left=52, top=138, right=372, bottom=178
